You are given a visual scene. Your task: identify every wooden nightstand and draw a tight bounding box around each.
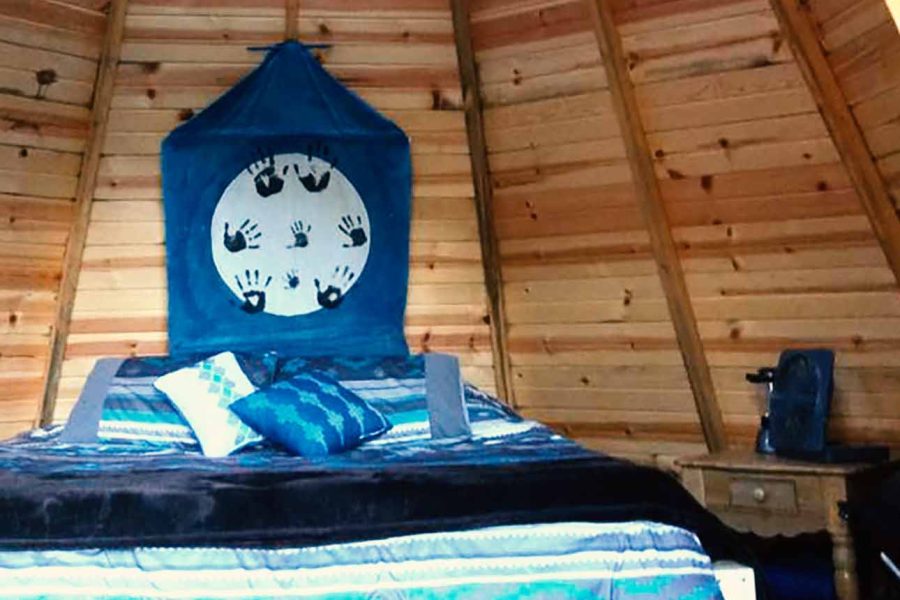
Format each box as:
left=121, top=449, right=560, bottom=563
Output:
left=677, top=450, right=889, bottom=600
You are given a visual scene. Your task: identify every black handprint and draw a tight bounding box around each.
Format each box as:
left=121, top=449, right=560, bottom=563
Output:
left=286, top=141, right=338, bottom=193
left=224, top=219, right=261, bottom=253
left=338, top=214, right=367, bottom=248
left=246, top=151, right=284, bottom=198
left=314, top=265, right=355, bottom=309
left=287, top=220, right=312, bottom=249
left=284, top=269, right=300, bottom=290
left=234, top=269, right=272, bottom=314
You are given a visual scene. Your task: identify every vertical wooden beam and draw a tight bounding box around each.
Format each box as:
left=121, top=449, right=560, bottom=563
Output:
left=38, top=0, right=129, bottom=426
left=285, top=0, right=300, bottom=40
left=586, top=0, right=727, bottom=452
left=450, top=0, right=514, bottom=405
left=769, top=0, right=900, bottom=285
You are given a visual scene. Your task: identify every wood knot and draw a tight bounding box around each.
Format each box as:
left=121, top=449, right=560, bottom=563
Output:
left=627, top=52, right=640, bottom=71
left=700, top=174, right=713, bottom=192
left=35, top=69, right=57, bottom=99
left=771, top=33, right=783, bottom=54
left=35, top=69, right=57, bottom=86
left=431, top=89, right=455, bottom=110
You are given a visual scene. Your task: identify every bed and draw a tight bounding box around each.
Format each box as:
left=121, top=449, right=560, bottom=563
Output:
left=0, top=354, right=756, bottom=599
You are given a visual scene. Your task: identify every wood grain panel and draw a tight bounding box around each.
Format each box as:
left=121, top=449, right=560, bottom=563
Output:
left=0, top=2, right=105, bottom=435
left=471, top=0, right=714, bottom=463
left=811, top=0, right=900, bottom=212
left=470, top=0, right=900, bottom=464
left=627, top=0, right=900, bottom=456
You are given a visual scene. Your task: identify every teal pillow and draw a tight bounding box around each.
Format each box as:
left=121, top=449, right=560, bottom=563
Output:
left=230, top=371, right=391, bottom=457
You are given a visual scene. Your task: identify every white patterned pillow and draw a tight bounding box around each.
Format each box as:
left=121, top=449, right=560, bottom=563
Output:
left=153, top=351, right=262, bottom=457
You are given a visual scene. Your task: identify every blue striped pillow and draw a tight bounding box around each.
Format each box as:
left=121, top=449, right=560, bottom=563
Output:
left=274, top=355, right=515, bottom=443
left=95, top=353, right=276, bottom=448
left=275, top=356, right=429, bottom=441
left=230, top=371, right=391, bottom=457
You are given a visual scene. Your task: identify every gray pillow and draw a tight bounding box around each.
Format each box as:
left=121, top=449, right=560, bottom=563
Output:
left=425, top=353, right=471, bottom=440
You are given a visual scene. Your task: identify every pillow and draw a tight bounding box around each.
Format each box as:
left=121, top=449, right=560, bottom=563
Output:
left=275, top=354, right=475, bottom=442
left=153, top=351, right=263, bottom=457
left=423, top=353, right=470, bottom=439
left=230, top=371, right=391, bottom=457
left=275, top=355, right=430, bottom=442
left=60, top=352, right=277, bottom=448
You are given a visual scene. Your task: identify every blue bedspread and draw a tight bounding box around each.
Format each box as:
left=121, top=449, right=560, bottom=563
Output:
left=0, top=522, right=724, bottom=599
left=0, top=381, right=749, bottom=600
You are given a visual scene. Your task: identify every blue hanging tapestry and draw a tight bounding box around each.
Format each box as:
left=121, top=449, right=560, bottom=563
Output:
left=161, top=41, right=411, bottom=357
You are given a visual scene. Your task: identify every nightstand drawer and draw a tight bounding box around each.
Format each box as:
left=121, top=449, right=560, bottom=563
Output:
left=729, top=477, right=797, bottom=512
left=704, top=472, right=799, bottom=514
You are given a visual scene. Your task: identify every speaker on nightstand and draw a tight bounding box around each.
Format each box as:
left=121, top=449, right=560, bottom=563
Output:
left=747, top=349, right=888, bottom=464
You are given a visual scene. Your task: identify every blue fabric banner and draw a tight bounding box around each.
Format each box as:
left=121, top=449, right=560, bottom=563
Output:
left=161, top=41, right=411, bottom=357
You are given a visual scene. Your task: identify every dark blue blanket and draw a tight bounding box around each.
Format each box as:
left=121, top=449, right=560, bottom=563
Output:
left=0, top=424, right=750, bottom=571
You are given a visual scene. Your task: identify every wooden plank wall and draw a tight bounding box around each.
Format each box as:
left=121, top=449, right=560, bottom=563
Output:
left=52, top=0, right=495, bottom=421
left=470, top=0, right=900, bottom=464
left=470, top=0, right=705, bottom=464
left=809, top=0, right=900, bottom=211
left=0, top=1, right=106, bottom=438
left=614, top=0, right=900, bottom=452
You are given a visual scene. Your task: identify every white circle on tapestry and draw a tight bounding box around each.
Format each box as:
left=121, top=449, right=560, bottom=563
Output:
left=210, top=150, right=370, bottom=317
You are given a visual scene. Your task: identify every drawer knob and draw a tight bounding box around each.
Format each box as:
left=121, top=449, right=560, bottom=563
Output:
left=752, top=487, right=767, bottom=503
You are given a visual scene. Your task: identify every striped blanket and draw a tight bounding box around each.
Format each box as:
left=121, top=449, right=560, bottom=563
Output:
left=0, top=522, right=724, bottom=599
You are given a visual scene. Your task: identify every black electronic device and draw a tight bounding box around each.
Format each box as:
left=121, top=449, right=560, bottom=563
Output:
left=746, top=349, right=888, bottom=464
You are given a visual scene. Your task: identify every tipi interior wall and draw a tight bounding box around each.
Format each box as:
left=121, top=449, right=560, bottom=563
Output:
left=51, top=0, right=497, bottom=423
left=0, top=1, right=106, bottom=438
left=0, top=0, right=898, bottom=466
left=469, top=0, right=900, bottom=465
left=811, top=0, right=900, bottom=210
